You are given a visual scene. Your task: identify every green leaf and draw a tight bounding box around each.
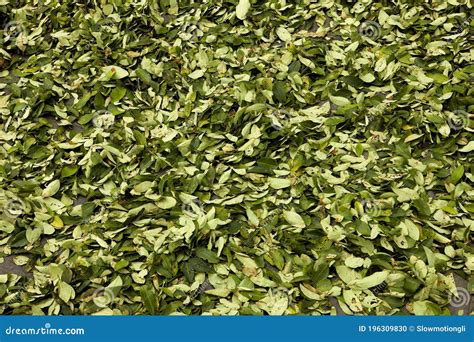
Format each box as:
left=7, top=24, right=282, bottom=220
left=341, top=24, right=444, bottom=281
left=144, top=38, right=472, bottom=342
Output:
left=26, top=227, right=42, bottom=244
left=349, top=271, right=389, bottom=290
left=196, top=247, right=219, bottom=263
left=136, top=68, right=153, bottom=83
left=268, top=178, right=291, bottom=189
left=459, top=142, right=474, bottom=152
left=413, top=301, right=441, bottom=315
left=61, top=165, right=79, bottom=178
left=188, top=69, right=205, bottom=79
left=114, top=260, right=129, bottom=271
left=401, top=219, right=420, bottom=241
left=393, top=188, right=419, bottom=202
left=102, top=65, right=129, bottom=80
left=110, top=87, right=127, bottom=102
left=206, top=288, right=230, bottom=297
left=273, top=81, right=288, bottom=103
left=58, top=281, right=75, bottom=303
left=140, top=285, right=158, bottom=314
left=451, top=165, right=464, bottom=184
left=134, top=181, right=153, bottom=193
left=269, top=249, right=285, bottom=270
left=282, top=210, right=305, bottom=228
left=336, top=265, right=361, bottom=284
left=329, top=94, right=350, bottom=106
left=1, top=0, right=470, bottom=316
left=426, top=73, right=449, bottom=83
left=413, top=198, right=431, bottom=216
left=42, top=179, right=60, bottom=197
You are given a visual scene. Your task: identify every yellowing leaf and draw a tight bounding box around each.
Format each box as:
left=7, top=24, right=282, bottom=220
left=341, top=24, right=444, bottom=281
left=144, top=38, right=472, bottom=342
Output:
left=269, top=178, right=291, bottom=189
left=206, top=288, right=231, bottom=297
left=393, top=188, right=419, bottom=202
left=42, top=180, right=60, bottom=197
left=51, top=216, right=64, bottom=228
left=236, top=0, right=250, bottom=20
left=133, top=181, right=153, bottom=193
left=299, top=284, right=321, bottom=300
left=102, top=65, right=129, bottom=80
left=188, top=69, right=205, bottom=79
left=459, top=141, right=474, bottom=152
left=276, top=27, right=292, bottom=42
left=329, top=94, right=350, bottom=106
left=157, top=196, right=177, bottom=209
left=349, top=271, right=389, bottom=290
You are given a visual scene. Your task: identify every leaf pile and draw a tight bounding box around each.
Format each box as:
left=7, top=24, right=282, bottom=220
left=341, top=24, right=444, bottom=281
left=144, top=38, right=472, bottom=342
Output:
left=0, top=0, right=472, bottom=315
